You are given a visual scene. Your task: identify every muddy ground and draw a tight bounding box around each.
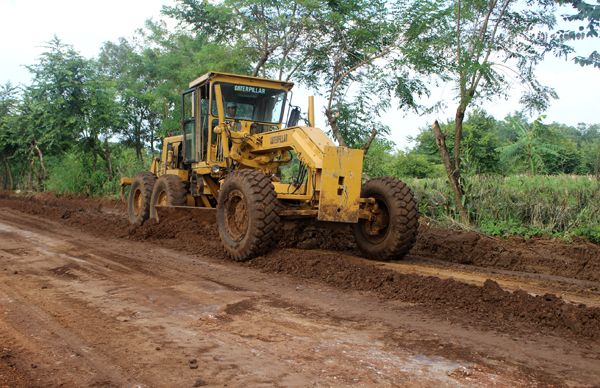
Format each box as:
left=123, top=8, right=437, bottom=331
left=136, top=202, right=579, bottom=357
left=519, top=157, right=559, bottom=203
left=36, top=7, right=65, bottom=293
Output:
left=0, top=192, right=599, bottom=386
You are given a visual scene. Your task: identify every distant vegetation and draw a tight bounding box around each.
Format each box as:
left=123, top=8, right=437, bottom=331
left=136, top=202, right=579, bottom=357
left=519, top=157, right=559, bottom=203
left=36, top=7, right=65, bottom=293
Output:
left=408, top=175, right=599, bottom=243
left=364, top=110, right=600, bottom=179
left=367, top=110, right=600, bottom=242
left=0, top=0, right=598, bottom=242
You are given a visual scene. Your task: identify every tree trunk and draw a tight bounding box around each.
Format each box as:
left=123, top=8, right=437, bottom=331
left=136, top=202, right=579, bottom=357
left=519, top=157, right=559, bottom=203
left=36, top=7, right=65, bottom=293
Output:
left=361, top=127, right=378, bottom=152
left=528, top=149, right=535, bottom=175
left=324, top=108, right=347, bottom=147
left=148, top=113, right=157, bottom=157
left=2, top=156, right=13, bottom=190
left=454, top=106, right=466, bottom=172
left=27, top=166, right=32, bottom=191
left=432, top=121, right=470, bottom=224
left=92, top=148, right=98, bottom=172
left=252, top=44, right=272, bottom=77
left=103, top=138, right=114, bottom=181
left=31, top=141, right=46, bottom=191
left=135, top=120, right=143, bottom=162
left=150, top=123, right=155, bottom=157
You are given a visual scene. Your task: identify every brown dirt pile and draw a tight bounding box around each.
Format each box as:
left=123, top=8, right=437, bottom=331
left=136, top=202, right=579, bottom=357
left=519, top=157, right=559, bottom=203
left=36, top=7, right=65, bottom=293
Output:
left=249, top=249, right=600, bottom=341
left=412, top=223, right=600, bottom=282
left=274, top=218, right=600, bottom=283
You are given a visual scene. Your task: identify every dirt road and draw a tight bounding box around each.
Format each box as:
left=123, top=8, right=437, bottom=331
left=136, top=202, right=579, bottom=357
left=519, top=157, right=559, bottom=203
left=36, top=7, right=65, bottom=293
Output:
left=1, top=194, right=599, bottom=386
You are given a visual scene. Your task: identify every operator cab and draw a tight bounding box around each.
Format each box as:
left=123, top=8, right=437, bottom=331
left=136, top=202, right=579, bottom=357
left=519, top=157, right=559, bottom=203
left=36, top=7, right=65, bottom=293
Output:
left=216, top=83, right=287, bottom=133
left=180, top=72, right=293, bottom=165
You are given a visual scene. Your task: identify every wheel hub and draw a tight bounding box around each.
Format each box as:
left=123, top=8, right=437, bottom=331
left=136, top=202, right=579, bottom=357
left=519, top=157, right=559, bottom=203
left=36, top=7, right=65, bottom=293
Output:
left=363, top=200, right=390, bottom=239
left=224, top=189, right=248, bottom=242
left=133, top=189, right=143, bottom=216
left=157, top=191, right=168, bottom=207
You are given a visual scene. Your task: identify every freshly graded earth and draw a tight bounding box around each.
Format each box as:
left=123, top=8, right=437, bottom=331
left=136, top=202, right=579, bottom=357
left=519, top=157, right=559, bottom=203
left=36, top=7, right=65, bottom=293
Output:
left=0, top=192, right=599, bottom=386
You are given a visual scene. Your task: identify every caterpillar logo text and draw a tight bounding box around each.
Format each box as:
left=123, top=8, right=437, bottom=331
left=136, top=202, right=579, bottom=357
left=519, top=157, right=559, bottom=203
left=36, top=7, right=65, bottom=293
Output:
left=270, top=134, right=288, bottom=144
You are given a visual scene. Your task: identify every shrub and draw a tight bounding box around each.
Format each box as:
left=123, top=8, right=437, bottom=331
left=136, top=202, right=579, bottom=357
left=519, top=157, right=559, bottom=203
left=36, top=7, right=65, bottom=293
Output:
left=406, top=175, right=600, bottom=240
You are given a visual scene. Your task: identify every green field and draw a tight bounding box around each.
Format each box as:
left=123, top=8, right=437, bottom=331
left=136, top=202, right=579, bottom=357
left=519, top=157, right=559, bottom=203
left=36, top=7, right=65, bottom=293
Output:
left=407, top=175, right=600, bottom=242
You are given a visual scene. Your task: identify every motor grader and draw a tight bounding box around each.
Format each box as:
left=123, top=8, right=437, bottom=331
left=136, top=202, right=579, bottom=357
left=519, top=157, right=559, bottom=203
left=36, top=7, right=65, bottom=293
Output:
left=121, top=72, right=418, bottom=261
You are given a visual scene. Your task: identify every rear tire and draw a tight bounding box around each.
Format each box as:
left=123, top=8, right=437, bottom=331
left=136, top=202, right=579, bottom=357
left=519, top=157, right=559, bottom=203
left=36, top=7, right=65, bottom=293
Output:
left=353, top=177, right=418, bottom=260
left=149, top=174, right=187, bottom=221
left=217, top=169, right=280, bottom=261
left=128, top=172, right=156, bottom=225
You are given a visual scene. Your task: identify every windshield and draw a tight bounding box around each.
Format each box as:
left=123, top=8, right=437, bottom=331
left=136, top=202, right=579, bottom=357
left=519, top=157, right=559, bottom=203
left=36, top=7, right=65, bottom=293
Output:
left=213, top=82, right=287, bottom=124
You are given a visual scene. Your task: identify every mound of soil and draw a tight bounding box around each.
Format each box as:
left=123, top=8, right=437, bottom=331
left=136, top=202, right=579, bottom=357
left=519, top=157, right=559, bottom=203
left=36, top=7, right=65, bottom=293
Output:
left=275, top=218, right=600, bottom=283
left=249, top=249, right=600, bottom=341
left=128, top=213, right=227, bottom=260
left=412, top=223, right=600, bottom=282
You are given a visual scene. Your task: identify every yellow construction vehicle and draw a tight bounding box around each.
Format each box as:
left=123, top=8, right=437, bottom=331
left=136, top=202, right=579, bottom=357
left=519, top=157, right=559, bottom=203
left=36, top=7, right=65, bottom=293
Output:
left=121, top=72, right=418, bottom=261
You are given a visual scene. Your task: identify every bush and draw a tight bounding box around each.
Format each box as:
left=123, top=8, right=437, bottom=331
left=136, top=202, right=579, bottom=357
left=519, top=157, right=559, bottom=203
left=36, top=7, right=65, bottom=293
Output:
left=406, top=175, right=600, bottom=240
left=45, top=145, right=149, bottom=197
left=572, top=225, right=600, bottom=244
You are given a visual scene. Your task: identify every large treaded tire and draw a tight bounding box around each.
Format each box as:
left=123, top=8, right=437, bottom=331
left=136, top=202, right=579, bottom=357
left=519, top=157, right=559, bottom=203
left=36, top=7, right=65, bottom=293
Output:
left=217, top=169, right=280, bottom=261
left=128, top=172, right=157, bottom=225
left=149, top=174, right=187, bottom=221
left=353, top=177, right=419, bottom=260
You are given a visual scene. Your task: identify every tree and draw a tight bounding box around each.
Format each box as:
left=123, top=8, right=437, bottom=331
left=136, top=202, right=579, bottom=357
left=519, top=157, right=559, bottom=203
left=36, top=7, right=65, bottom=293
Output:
left=498, top=115, right=561, bottom=174
left=410, top=109, right=501, bottom=175
left=81, top=70, right=125, bottom=182
left=98, top=38, right=149, bottom=161
left=556, top=0, right=600, bottom=68
left=99, top=21, right=250, bottom=160
left=16, top=37, right=126, bottom=190
left=162, top=0, right=318, bottom=79
left=19, top=37, right=93, bottom=189
left=460, top=109, right=501, bottom=174
left=576, top=123, right=600, bottom=177
left=296, top=0, right=431, bottom=150
left=165, top=0, right=431, bottom=151
left=362, top=139, right=396, bottom=177
left=426, top=0, right=572, bottom=223
left=392, top=151, right=440, bottom=178
left=0, top=83, right=20, bottom=189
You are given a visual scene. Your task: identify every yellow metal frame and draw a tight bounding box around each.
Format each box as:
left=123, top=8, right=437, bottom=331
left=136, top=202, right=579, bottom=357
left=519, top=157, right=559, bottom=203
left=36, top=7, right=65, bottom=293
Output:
left=318, top=146, right=364, bottom=222
left=127, top=71, right=367, bottom=222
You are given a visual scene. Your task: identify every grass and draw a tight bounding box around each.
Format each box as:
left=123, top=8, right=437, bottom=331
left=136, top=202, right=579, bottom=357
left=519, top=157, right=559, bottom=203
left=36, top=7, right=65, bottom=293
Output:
left=405, top=175, right=600, bottom=242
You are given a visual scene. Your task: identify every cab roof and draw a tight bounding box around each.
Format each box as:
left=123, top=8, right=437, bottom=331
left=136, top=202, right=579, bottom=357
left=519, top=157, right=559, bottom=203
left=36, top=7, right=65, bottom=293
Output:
left=189, top=71, right=294, bottom=91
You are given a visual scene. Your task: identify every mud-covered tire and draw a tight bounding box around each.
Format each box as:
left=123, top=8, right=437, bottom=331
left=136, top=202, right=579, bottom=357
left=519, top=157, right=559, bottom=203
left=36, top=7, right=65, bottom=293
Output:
left=149, top=174, right=187, bottom=221
left=353, top=177, right=419, bottom=260
left=128, top=172, right=157, bottom=225
left=217, top=169, right=280, bottom=261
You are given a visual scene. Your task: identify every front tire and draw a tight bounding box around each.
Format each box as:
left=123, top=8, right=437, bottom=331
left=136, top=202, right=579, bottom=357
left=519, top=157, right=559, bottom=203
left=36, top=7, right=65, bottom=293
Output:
left=353, top=177, right=418, bottom=260
left=149, top=174, right=187, bottom=221
left=217, top=169, right=280, bottom=261
left=128, top=172, right=157, bottom=225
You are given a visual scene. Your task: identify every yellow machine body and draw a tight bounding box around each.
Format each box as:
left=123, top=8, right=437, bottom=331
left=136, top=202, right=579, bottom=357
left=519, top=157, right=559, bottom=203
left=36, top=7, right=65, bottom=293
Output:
left=131, top=71, right=366, bottom=223
left=122, top=71, right=419, bottom=262
left=318, top=146, right=363, bottom=222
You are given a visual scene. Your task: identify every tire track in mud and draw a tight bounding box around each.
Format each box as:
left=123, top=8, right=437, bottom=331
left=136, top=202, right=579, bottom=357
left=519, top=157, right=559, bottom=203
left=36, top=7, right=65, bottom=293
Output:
left=0, top=285, right=133, bottom=387
left=1, top=193, right=600, bottom=344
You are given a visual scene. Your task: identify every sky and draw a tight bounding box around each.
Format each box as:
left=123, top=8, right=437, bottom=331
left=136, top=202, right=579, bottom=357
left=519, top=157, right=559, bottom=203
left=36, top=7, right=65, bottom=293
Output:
left=1, top=0, right=599, bottom=149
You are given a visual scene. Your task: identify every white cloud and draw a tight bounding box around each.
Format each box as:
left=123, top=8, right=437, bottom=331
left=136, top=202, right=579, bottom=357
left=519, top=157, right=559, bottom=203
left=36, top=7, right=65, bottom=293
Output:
left=0, top=0, right=169, bottom=85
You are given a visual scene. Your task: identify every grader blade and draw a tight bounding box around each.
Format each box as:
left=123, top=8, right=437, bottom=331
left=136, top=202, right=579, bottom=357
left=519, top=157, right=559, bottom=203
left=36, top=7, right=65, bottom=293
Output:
left=154, top=205, right=216, bottom=224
